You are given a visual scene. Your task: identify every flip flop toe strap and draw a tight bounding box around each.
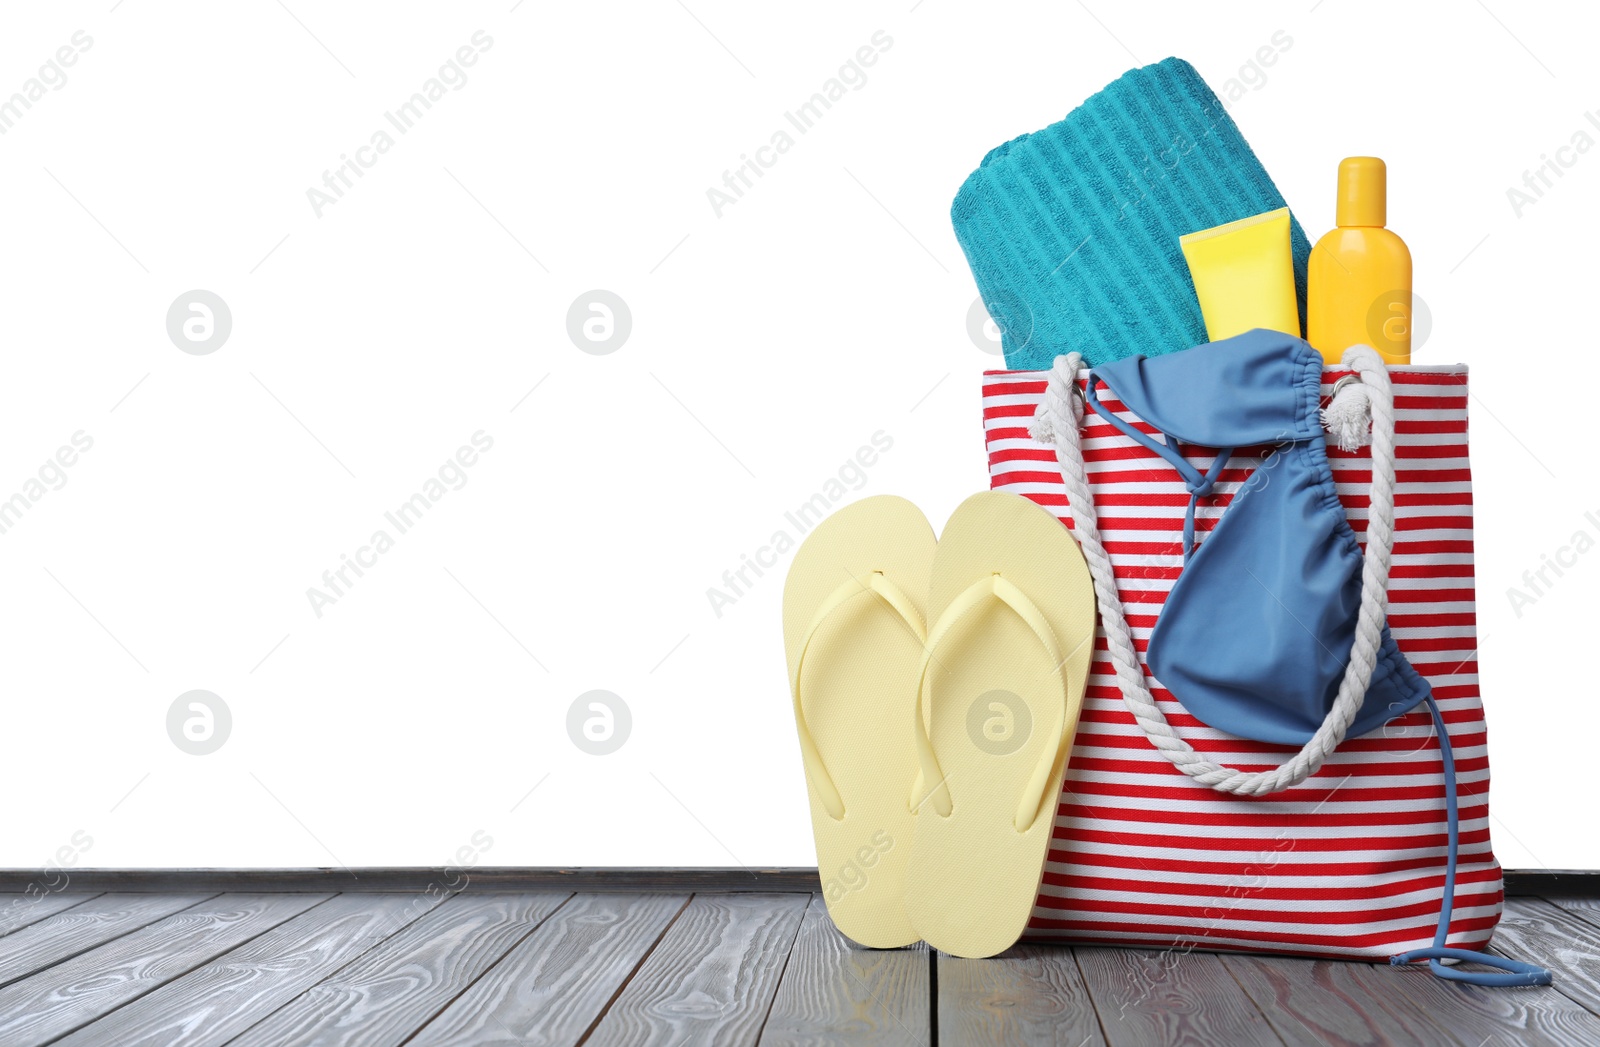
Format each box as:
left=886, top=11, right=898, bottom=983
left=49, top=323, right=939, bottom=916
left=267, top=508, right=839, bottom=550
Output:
left=790, top=572, right=927, bottom=821
left=912, top=574, right=1073, bottom=832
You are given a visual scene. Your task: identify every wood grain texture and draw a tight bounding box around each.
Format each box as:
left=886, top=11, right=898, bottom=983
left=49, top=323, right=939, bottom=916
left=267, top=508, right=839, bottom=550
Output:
left=1222, top=953, right=1462, bottom=1046
left=0, top=892, right=328, bottom=1047
left=1074, top=945, right=1284, bottom=1047
left=406, top=892, right=687, bottom=1047
left=1546, top=894, right=1600, bottom=933
left=52, top=891, right=452, bottom=1047
left=760, top=896, right=928, bottom=1046
left=223, top=892, right=570, bottom=1047
left=585, top=893, right=810, bottom=1047
left=935, top=943, right=1103, bottom=1047
left=0, top=890, right=1594, bottom=1043
left=0, top=893, right=214, bottom=991
left=1491, top=897, right=1600, bottom=1016
left=1373, top=958, right=1600, bottom=1047
left=0, top=891, right=104, bottom=937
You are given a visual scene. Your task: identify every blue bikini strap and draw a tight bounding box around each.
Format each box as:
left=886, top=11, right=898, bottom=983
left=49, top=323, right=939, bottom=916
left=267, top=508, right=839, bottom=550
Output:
left=1084, top=375, right=1231, bottom=560
left=1388, top=696, right=1553, bottom=986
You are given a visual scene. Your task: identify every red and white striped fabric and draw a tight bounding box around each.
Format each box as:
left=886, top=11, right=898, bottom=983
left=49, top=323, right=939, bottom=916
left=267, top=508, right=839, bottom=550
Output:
left=983, top=364, right=1502, bottom=960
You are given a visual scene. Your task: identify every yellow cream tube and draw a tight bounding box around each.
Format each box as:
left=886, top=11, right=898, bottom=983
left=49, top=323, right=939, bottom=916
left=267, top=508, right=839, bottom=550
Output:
left=1179, top=207, right=1300, bottom=342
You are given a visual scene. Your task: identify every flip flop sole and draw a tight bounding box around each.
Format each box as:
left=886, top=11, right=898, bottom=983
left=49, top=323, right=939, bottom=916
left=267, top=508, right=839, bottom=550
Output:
left=783, top=495, right=935, bottom=948
left=905, top=491, right=1096, bottom=958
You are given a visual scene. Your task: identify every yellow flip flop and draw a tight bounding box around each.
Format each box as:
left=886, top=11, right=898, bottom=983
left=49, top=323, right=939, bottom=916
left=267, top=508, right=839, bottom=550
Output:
left=904, top=491, right=1096, bottom=958
left=783, top=495, right=934, bottom=949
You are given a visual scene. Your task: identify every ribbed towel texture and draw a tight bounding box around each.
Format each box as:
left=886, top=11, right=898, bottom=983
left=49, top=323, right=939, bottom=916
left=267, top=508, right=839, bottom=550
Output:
left=952, top=57, right=1311, bottom=368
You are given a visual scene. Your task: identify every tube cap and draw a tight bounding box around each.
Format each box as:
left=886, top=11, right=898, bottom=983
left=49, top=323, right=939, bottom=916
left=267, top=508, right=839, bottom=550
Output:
left=1336, top=156, right=1386, bottom=227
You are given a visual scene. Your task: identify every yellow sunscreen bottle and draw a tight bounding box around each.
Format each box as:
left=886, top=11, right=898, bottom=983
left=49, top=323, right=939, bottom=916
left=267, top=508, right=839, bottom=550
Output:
left=1179, top=208, right=1300, bottom=342
left=1307, top=157, right=1413, bottom=364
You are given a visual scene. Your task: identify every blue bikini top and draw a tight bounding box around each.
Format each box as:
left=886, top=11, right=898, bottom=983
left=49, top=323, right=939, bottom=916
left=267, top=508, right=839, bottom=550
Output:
left=1084, top=330, right=1429, bottom=745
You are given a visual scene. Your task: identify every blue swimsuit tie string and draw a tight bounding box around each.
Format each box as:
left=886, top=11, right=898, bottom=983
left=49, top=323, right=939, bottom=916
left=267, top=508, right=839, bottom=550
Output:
left=1387, top=697, right=1553, bottom=986
left=1083, top=379, right=1230, bottom=561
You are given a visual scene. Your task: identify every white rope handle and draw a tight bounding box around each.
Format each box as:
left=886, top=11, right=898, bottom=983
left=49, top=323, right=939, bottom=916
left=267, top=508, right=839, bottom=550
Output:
left=1030, top=346, right=1397, bottom=796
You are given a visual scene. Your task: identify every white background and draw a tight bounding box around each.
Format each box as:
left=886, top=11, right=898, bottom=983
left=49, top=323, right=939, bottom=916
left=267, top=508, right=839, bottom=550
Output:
left=0, top=0, right=1594, bottom=871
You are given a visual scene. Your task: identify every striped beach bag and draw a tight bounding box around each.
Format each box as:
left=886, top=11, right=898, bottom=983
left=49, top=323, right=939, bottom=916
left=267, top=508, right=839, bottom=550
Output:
left=982, top=355, right=1524, bottom=968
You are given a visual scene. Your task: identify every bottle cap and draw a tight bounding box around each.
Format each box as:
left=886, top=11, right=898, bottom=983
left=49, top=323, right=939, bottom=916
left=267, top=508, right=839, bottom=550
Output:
left=1336, top=156, right=1386, bottom=227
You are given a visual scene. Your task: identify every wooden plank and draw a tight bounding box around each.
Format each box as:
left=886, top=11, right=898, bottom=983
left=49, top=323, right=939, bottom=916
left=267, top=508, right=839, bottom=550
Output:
left=1224, top=898, right=1600, bottom=1047
left=223, top=892, right=571, bottom=1047
left=407, top=893, right=688, bottom=1047
left=585, top=893, right=810, bottom=1046
left=52, top=891, right=454, bottom=1047
left=0, top=867, right=822, bottom=894
left=1489, top=897, right=1600, bottom=1017
left=0, top=892, right=328, bottom=1047
left=936, top=942, right=1102, bottom=1047
left=0, top=892, right=104, bottom=937
left=760, top=896, right=929, bottom=1046
left=0, top=866, right=1585, bottom=896
left=1222, top=953, right=1466, bottom=1046
left=0, top=893, right=214, bottom=991
left=1505, top=872, right=1600, bottom=897
left=1074, top=945, right=1284, bottom=1047
left=1369, top=958, right=1600, bottom=1047
left=1546, top=895, right=1600, bottom=933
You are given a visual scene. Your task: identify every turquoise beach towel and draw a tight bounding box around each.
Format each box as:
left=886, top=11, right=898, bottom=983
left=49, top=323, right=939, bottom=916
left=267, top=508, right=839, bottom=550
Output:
left=952, top=58, right=1312, bottom=368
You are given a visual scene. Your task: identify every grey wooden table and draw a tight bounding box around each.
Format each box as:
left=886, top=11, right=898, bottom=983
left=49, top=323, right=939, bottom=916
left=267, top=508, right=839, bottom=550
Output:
left=0, top=879, right=1596, bottom=1045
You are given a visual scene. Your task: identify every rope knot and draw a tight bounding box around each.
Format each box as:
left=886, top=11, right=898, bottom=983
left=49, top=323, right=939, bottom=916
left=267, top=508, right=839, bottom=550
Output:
left=1321, top=371, right=1373, bottom=453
